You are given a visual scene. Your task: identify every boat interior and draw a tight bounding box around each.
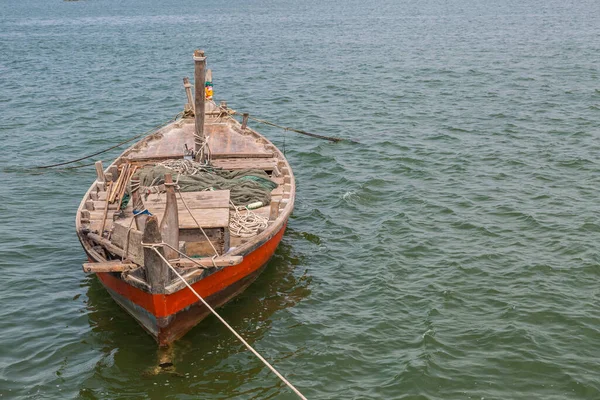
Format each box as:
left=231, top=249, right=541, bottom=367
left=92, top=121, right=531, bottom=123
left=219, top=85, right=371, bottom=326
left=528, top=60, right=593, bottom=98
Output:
left=77, top=103, right=294, bottom=290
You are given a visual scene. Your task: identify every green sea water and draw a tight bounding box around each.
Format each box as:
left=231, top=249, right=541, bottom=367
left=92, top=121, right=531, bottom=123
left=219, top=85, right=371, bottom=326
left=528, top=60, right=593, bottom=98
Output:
left=1, top=0, right=600, bottom=398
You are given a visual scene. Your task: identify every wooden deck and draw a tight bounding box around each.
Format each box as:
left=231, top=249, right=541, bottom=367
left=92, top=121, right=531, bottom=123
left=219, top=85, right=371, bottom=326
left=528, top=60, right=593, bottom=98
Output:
left=126, top=122, right=273, bottom=161
left=80, top=107, right=293, bottom=254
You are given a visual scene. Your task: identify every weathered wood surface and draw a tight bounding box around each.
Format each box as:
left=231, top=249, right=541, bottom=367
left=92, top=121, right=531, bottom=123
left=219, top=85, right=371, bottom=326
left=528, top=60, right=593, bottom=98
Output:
left=241, top=113, right=249, bottom=130
left=95, top=161, right=105, bottom=183
left=88, top=232, right=127, bottom=257
left=185, top=238, right=223, bottom=257
left=89, top=210, right=116, bottom=221
left=144, top=190, right=230, bottom=229
left=183, top=77, right=194, bottom=112
left=90, top=219, right=114, bottom=234
left=83, top=260, right=137, bottom=273
left=171, top=256, right=243, bottom=268
left=145, top=190, right=230, bottom=209
left=194, top=49, right=206, bottom=158
left=212, top=157, right=277, bottom=171
left=143, top=216, right=169, bottom=294
left=111, top=222, right=144, bottom=265
left=269, top=199, right=280, bottom=221
left=99, top=181, right=112, bottom=235
left=125, top=123, right=273, bottom=161
left=160, top=174, right=180, bottom=260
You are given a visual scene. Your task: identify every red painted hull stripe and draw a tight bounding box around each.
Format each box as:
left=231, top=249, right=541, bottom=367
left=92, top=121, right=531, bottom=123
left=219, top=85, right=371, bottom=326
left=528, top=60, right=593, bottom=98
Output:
left=97, top=223, right=286, bottom=318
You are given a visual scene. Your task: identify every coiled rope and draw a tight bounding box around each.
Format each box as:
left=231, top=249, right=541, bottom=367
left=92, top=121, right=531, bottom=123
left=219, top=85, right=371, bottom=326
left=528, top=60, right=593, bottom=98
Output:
left=143, top=244, right=308, bottom=400
left=228, top=200, right=269, bottom=238
left=36, top=112, right=183, bottom=169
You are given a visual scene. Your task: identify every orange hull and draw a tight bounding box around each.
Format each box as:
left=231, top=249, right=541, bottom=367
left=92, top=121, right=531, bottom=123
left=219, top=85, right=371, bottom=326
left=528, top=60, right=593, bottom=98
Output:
left=93, top=222, right=287, bottom=345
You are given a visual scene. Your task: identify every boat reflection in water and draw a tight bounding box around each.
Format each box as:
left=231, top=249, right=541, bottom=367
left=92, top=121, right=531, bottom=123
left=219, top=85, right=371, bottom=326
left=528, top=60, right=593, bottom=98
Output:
left=82, top=240, right=311, bottom=385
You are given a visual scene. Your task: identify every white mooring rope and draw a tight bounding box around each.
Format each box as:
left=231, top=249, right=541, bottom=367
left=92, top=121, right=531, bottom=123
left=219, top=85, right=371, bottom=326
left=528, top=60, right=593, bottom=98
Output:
left=147, top=246, right=307, bottom=400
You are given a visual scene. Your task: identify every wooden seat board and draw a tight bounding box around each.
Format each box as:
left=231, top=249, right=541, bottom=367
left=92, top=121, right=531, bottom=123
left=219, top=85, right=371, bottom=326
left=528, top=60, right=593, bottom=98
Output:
left=147, top=207, right=230, bottom=229
left=143, top=190, right=230, bottom=229
left=144, top=190, right=230, bottom=209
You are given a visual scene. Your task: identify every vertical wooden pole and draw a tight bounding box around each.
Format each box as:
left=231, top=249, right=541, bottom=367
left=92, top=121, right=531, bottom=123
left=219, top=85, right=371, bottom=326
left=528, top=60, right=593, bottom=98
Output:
left=193, top=50, right=206, bottom=162
left=160, top=174, right=179, bottom=260
left=183, top=77, right=195, bottom=113
left=143, top=216, right=169, bottom=294
left=95, top=161, right=105, bottom=185
left=241, top=113, right=249, bottom=130
left=131, top=179, right=148, bottom=232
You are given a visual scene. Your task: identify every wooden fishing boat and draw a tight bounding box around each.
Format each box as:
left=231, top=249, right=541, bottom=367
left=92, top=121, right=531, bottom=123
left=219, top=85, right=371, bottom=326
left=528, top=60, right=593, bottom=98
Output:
left=75, top=50, right=295, bottom=346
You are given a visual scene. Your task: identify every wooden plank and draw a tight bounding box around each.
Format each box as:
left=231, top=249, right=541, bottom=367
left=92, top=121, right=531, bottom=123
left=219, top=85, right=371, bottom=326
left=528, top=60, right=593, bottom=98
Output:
left=212, top=157, right=277, bottom=171
left=172, top=256, right=243, bottom=268
left=211, top=152, right=274, bottom=159
left=269, top=199, right=280, bottom=221
left=271, top=185, right=284, bottom=196
left=92, top=201, right=119, bottom=211
left=185, top=241, right=222, bottom=257
left=89, top=211, right=116, bottom=221
left=144, top=190, right=230, bottom=229
left=82, top=260, right=137, bottom=273
left=107, top=165, right=119, bottom=181
left=144, top=190, right=230, bottom=209
left=169, top=208, right=230, bottom=229
left=90, top=219, right=113, bottom=234
left=111, top=222, right=144, bottom=265
left=99, top=181, right=113, bottom=235
left=179, top=227, right=221, bottom=240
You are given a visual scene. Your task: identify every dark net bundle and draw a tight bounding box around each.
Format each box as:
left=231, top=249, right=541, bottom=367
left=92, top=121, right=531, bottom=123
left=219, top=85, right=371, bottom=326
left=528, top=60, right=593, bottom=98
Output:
left=135, top=164, right=277, bottom=207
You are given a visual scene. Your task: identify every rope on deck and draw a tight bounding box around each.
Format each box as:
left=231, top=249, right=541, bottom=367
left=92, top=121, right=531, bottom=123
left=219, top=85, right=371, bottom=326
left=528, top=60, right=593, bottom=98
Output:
left=144, top=244, right=308, bottom=400
left=228, top=199, right=269, bottom=238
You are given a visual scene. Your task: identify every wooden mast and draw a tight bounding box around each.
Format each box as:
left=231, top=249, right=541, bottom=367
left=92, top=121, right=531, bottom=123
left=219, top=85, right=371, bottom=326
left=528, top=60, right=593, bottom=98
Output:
left=193, top=49, right=207, bottom=163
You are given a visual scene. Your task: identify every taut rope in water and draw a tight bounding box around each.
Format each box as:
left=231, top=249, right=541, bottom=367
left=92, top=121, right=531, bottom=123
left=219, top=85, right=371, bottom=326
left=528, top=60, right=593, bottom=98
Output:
left=143, top=244, right=308, bottom=400
left=36, top=113, right=183, bottom=169
left=226, top=109, right=358, bottom=144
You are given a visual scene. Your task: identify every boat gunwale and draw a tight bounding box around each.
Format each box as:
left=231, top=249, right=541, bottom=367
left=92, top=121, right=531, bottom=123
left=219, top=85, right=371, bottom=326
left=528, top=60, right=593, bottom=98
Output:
left=75, top=101, right=295, bottom=294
